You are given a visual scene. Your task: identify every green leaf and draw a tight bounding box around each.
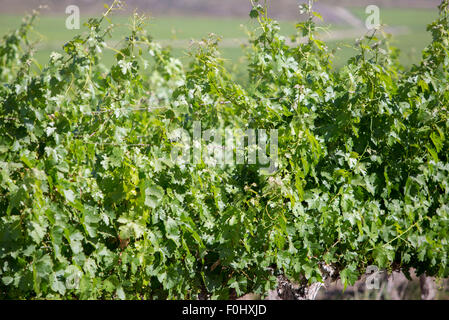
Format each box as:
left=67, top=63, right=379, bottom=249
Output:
left=249, top=8, right=259, bottom=19
left=50, top=273, right=66, bottom=295
left=116, top=287, right=126, bottom=300
left=340, top=266, right=358, bottom=291
left=144, top=185, right=164, bottom=209
left=34, top=255, right=53, bottom=278
left=63, top=189, right=76, bottom=203
left=2, top=276, right=14, bottom=286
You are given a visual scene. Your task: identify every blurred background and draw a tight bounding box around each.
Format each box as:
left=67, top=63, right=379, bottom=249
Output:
left=0, top=0, right=444, bottom=70
left=0, top=0, right=448, bottom=299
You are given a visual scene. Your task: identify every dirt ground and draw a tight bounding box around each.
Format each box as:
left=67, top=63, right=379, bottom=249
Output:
left=317, top=271, right=449, bottom=300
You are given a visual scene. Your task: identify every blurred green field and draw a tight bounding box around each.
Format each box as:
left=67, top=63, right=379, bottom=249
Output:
left=0, top=15, right=297, bottom=65
left=348, top=7, right=439, bottom=66
left=0, top=7, right=440, bottom=72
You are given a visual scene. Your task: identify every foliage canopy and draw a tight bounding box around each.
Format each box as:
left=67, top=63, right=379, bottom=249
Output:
left=0, top=0, right=448, bottom=299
